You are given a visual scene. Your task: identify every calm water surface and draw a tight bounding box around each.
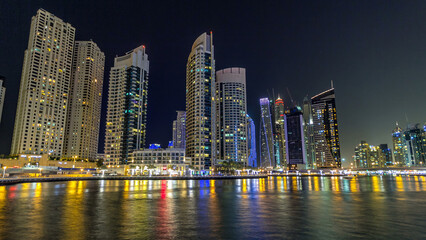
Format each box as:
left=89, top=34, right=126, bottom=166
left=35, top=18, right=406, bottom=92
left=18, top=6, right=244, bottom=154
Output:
left=0, top=176, right=426, bottom=239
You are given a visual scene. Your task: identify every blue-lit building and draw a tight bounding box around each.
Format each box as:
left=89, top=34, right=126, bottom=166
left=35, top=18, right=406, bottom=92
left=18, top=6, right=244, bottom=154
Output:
left=403, top=124, right=426, bottom=166
left=284, top=106, right=306, bottom=169
left=259, top=98, right=275, bottom=168
left=247, top=115, right=257, bottom=167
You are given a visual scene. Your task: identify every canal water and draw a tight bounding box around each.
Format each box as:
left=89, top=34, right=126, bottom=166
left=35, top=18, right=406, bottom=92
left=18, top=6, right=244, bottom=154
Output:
left=0, top=176, right=425, bottom=239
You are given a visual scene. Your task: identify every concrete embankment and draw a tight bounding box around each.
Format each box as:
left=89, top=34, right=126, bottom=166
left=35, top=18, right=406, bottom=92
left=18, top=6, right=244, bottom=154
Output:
left=0, top=175, right=268, bottom=186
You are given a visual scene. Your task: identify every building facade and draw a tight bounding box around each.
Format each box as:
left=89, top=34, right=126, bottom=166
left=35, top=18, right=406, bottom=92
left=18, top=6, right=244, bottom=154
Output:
left=63, top=41, right=105, bottom=161
left=172, top=111, right=186, bottom=149
left=130, top=148, right=187, bottom=173
left=392, top=123, right=405, bottom=166
left=274, top=96, right=286, bottom=168
left=0, top=76, right=5, bottom=124
left=403, top=124, right=426, bottom=167
left=11, top=9, right=75, bottom=157
left=105, top=45, right=149, bottom=165
left=259, top=98, right=275, bottom=168
left=354, top=141, right=369, bottom=168
left=311, top=88, right=341, bottom=168
left=302, top=95, right=315, bottom=169
left=185, top=32, right=215, bottom=170
left=285, top=106, right=306, bottom=168
left=215, top=67, right=248, bottom=164
left=247, top=115, right=257, bottom=167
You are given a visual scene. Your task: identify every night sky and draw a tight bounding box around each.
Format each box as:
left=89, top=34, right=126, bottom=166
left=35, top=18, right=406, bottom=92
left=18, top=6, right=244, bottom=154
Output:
left=1, top=0, right=426, bottom=166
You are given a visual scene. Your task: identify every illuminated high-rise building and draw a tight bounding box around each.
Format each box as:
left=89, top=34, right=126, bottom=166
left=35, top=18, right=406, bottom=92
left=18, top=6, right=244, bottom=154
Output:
left=284, top=106, right=306, bottom=169
left=172, top=111, right=186, bottom=149
left=247, top=115, right=257, bottom=167
left=311, top=87, right=341, bottom=168
left=354, top=141, right=369, bottom=168
left=259, top=98, right=275, bottom=168
left=379, top=144, right=392, bottom=166
left=303, top=95, right=315, bottom=169
left=403, top=124, right=426, bottom=167
left=0, top=76, right=5, bottom=124
left=215, top=67, right=248, bottom=164
left=105, top=45, right=149, bottom=165
left=274, top=96, right=286, bottom=168
left=185, top=32, right=215, bottom=170
left=63, top=41, right=105, bottom=161
left=11, top=9, right=75, bottom=157
left=392, top=123, right=405, bottom=166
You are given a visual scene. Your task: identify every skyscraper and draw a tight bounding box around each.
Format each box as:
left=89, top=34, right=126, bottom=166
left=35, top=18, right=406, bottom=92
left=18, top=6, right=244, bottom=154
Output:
left=354, top=141, right=369, bottom=168
left=172, top=111, right=186, bottom=149
left=11, top=9, right=75, bottom=157
left=63, top=41, right=105, bottom=161
left=105, top=45, right=149, bottom=165
left=274, top=96, right=286, bottom=168
left=379, top=144, right=392, bottom=166
left=259, top=98, right=275, bottom=168
left=303, top=95, right=315, bottom=169
left=247, top=115, right=257, bottom=167
left=215, top=67, right=248, bottom=164
left=392, top=123, right=405, bottom=166
left=185, top=32, right=215, bottom=170
left=311, top=87, right=341, bottom=168
left=403, top=124, right=426, bottom=167
left=0, top=76, right=5, bottom=124
left=284, top=106, right=306, bottom=169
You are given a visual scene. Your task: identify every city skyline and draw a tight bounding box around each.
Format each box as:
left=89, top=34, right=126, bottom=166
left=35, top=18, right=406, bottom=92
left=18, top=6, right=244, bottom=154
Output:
left=1, top=1, right=426, bottom=167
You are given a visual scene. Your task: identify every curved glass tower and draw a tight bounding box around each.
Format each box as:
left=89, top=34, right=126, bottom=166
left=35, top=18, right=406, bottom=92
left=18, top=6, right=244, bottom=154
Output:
left=186, top=33, right=215, bottom=170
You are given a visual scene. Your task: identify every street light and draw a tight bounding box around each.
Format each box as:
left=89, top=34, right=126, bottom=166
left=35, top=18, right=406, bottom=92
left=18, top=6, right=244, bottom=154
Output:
left=38, top=168, right=42, bottom=177
left=2, top=166, right=6, bottom=179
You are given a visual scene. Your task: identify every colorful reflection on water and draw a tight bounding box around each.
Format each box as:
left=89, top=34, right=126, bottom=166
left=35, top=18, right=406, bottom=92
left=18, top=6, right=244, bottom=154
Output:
left=0, top=176, right=425, bottom=239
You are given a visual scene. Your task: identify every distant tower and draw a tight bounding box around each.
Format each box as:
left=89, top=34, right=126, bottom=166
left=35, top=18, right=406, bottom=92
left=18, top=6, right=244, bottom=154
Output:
left=274, top=96, right=286, bottom=168
left=215, top=67, right=248, bottom=164
left=403, top=124, right=426, bottom=167
left=259, top=98, right=275, bottom=168
left=302, top=95, right=315, bottom=169
left=354, top=141, right=370, bottom=168
left=185, top=32, right=215, bottom=170
left=247, top=115, right=257, bottom=167
left=11, top=9, right=76, bottom=157
left=379, top=144, right=392, bottom=166
left=0, top=76, right=5, bottom=124
left=105, top=45, right=149, bottom=165
left=285, top=106, right=306, bottom=169
left=172, top=111, right=186, bottom=149
left=63, top=41, right=105, bottom=161
left=311, top=87, right=341, bottom=168
left=392, top=123, right=405, bottom=166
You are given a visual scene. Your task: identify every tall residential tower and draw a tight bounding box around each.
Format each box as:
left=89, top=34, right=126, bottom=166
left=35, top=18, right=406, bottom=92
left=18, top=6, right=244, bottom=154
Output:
left=215, top=67, right=248, bottom=164
left=172, top=111, right=186, bottom=149
left=11, top=9, right=75, bottom=157
left=105, top=45, right=149, bottom=165
left=63, top=41, right=105, bottom=161
left=185, top=33, right=215, bottom=170
left=311, top=87, right=341, bottom=168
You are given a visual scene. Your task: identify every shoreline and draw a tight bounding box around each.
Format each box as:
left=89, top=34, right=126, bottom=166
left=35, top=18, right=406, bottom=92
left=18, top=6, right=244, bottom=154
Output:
left=0, top=174, right=423, bottom=186
left=0, top=175, right=268, bottom=186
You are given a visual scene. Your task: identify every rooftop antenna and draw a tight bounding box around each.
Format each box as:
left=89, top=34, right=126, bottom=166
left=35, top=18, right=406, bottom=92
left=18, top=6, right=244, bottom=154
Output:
left=331, top=80, right=334, bottom=89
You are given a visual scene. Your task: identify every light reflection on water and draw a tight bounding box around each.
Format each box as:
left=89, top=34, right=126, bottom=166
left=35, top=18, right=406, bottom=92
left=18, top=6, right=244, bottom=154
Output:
left=0, top=176, right=425, bottom=239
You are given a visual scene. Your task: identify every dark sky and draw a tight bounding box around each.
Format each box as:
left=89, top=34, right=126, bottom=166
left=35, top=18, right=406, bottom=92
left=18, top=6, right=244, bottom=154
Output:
left=1, top=0, right=426, bottom=166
